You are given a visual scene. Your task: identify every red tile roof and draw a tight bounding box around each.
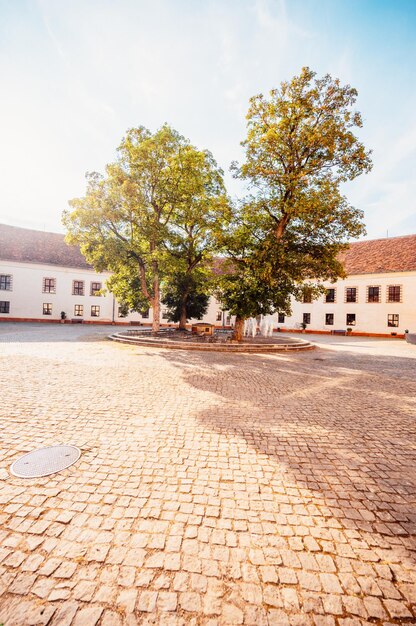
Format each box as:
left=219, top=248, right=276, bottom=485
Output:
left=0, top=223, right=91, bottom=269
left=340, top=234, right=416, bottom=275
left=1, top=224, right=415, bottom=275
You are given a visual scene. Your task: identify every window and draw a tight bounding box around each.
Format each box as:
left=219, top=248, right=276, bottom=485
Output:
left=303, top=313, right=311, bottom=325
left=216, top=311, right=222, bottom=321
left=325, top=313, right=334, bottom=326
left=0, top=301, right=10, bottom=313
left=278, top=313, right=285, bottom=324
left=325, top=288, right=336, bottom=303
left=43, top=303, right=52, bottom=315
left=346, top=313, right=356, bottom=326
left=91, top=305, right=100, bottom=317
left=72, top=280, right=84, bottom=296
left=367, top=286, right=380, bottom=303
left=90, top=282, right=102, bottom=296
left=387, top=285, right=401, bottom=303
left=387, top=314, right=399, bottom=328
left=74, top=305, right=83, bottom=316
left=162, top=309, right=169, bottom=319
left=303, top=288, right=312, bottom=304
left=43, top=277, right=56, bottom=294
left=141, top=309, right=149, bottom=319
left=345, top=287, right=357, bottom=303
left=226, top=314, right=231, bottom=325
left=0, top=274, right=12, bottom=291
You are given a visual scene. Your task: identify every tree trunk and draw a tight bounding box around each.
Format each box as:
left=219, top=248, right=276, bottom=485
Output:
left=137, top=259, right=158, bottom=331
left=178, top=290, right=189, bottom=330
left=179, top=303, right=187, bottom=330
left=232, top=315, right=245, bottom=342
left=152, top=268, right=160, bottom=334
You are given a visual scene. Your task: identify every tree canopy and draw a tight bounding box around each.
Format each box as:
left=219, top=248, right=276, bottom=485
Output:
left=64, top=68, right=372, bottom=340
left=217, top=67, right=372, bottom=339
left=63, top=125, right=228, bottom=332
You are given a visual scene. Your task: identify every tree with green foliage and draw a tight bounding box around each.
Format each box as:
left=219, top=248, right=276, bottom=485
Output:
left=217, top=67, right=372, bottom=340
left=162, top=272, right=210, bottom=327
left=63, top=125, right=227, bottom=332
left=162, top=156, right=228, bottom=328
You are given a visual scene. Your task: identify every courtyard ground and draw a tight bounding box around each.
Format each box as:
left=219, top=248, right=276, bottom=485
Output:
left=0, top=323, right=415, bottom=626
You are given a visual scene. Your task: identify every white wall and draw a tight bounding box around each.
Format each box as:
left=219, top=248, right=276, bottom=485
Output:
left=276, top=271, right=416, bottom=334
left=3, top=260, right=413, bottom=334
left=0, top=261, right=233, bottom=326
left=0, top=260, right=116, bottom=321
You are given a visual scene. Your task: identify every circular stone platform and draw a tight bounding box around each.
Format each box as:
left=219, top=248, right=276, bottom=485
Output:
left=10, top=445, right=81, bottom=478
left=109, top=329, right=314, bottom=353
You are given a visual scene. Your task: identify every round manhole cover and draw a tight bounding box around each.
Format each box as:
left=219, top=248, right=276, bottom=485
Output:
left=10, top=445, right=81, bottom=478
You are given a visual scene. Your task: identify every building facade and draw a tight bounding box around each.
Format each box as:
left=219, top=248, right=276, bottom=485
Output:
left=1, top=224, right=415, bottom=335
left=0, top=224, right=226, bottom=326
left=279, top=235, right=416, bottom=336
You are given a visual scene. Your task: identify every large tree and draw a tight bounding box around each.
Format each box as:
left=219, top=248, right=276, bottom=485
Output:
left=63, top=125, right=227, bottom=332
left=162, top=152, right=229, bottom=328
left=218, top=67, right=372, bottom=340
left=162, top=272, right=210, bottom=328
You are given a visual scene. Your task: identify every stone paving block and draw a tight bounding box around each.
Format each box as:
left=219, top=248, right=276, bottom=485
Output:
left=0, top=324, right=415, bottom=625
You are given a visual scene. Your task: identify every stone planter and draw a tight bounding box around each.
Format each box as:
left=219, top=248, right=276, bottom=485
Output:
left=405, top=332, right=416, bottom=345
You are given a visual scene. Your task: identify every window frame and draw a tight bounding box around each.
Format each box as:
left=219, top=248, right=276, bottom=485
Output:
left=42, top=303, right=52, bottom=316
left=387, top=314, right=399, bottom=328
left=91, top=305, right=100, bottom=317
left=90, top=281, right=102, bottom=296
left=0, top=274, right=12, bottom=291
left=74, top=304, right=84, bottom=317
left=303, top=312, right=311, bottom=325
left=346, top=313, right=356, bottom=326
left=345, top=287, right=358, bottom=303
left=42, top=277, right=56, bottom=294
left=325, top=288, right=336, bottom=303
left=302, top=288, right=312, bottom=304
left=278, top=312, right=285, bottom=324
left=0, top=301, right=10, bottom=313
left=325, top=313, right=334, bottom=326
left=72, top=280, right=85, bottom=296
left=387, top=285, right=402, bottom=303
left=367, top=285, right=381, bottom=303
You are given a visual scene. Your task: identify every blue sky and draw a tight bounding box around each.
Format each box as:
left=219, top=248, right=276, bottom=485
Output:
left=0, top=0, right=415, bottom=239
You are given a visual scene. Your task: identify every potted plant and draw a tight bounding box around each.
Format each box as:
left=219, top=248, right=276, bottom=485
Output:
left=60, top=311, right=67, bottom=324
left=346, top=327, right=352, bottom=335
left=300, top=322, right=307, bottom=333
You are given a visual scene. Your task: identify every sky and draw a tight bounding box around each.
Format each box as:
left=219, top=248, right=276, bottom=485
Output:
left=0, top=0, right=415, bottom=240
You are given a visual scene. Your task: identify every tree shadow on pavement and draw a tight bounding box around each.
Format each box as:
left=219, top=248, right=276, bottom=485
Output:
left=157, top=346, right=416, bottom=569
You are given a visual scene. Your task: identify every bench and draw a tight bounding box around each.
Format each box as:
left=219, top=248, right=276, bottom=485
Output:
left=71, top=318, right=83, bottom=324
left=331, top=329, right=346, bottom=336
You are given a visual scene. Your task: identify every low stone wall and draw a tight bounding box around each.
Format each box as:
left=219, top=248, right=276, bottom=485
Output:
left=109, top=331, right=314, bottom=353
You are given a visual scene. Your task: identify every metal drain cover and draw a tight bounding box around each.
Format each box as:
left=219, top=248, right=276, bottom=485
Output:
left=10, top=445, right=81, bottom=478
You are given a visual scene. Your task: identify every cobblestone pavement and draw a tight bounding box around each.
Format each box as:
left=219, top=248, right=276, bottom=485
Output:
left=0, top=323, right=415, bottom=626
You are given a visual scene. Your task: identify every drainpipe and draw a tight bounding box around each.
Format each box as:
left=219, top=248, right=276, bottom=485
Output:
left=112, top=296, right=115, bottom=324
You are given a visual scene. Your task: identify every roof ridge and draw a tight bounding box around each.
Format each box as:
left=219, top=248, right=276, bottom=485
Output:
left=0, top=223, right=66, bottom=237
left=348, top=233, right=416, bottom=246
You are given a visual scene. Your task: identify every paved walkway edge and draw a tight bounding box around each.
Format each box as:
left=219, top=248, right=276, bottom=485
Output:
left=108, top=333, right=315, bottom=352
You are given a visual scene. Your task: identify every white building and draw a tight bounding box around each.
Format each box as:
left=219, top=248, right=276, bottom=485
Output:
left=279, top=234, right=416, bottom=337
left=0, top=223, right=415, bottom=336
left=0, top=224, right=226, bottom=326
